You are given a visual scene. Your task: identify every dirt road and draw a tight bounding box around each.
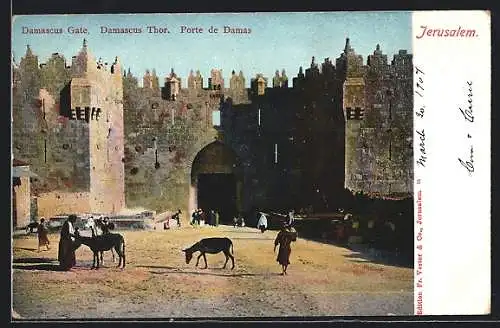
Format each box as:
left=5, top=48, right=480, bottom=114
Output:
left=12, top=226, right=413, bottom=319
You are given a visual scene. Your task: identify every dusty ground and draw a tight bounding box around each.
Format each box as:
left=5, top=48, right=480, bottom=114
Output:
left=12, top=225, right=413, bottom=319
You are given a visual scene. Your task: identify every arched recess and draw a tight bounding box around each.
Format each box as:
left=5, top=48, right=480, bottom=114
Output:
left=189, top=140, right=243, bottom=223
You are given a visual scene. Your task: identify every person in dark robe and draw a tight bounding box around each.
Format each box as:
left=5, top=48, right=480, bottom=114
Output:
left=195, top=209, right=202, bottom=225
left=100, top=216, right=114, bottom=234
left=199, top=209, right=206, bottom=225
left=172, top=209, right=182, bottom=227
left=58, top=214, right=79, bottom=271
left=274, top=222, right=297, bottom=275
left=191, top=210, right=197, bottom=225
left=37, top=217, right=50, bottom=252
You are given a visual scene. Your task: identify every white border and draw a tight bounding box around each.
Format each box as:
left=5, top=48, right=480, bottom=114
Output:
left=412, top=10, right=491, bottom=315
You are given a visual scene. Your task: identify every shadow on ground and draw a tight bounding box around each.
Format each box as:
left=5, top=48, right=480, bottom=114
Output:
left=12, top=257, right=62, bottom=271
left=13, top=247, right=38, bottom=252
left=295, top=234, right=413, bottom=269
left=12, top=257, right=121, bottom=271
left=136, top=265, right=279, bottom=277
left=343, top=246, right=413, bottom=268
left=221, top=230, right=262, bottom=234
left=231, top=237, right=274, bottom=241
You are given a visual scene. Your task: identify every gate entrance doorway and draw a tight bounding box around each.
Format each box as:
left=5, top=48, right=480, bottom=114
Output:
left=190, top=141, right=242, bottom=224
left=197, top=173, right=237, bottom=224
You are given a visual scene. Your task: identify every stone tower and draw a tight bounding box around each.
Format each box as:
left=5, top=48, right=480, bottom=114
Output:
left=69, top=39, right=126, bottom=213
left=338, top=38, right=367, bottom=192
left=340, top=40, right=413, bottom=194
left=12, top=40, right=126, bottom=217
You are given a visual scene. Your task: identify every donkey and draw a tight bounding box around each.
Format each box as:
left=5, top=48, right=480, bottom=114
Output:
left=84, top=217, right=116, bottom=264
left=183, top=237, right=235, bottom=270
left=74, top=229, right=126, bottom=269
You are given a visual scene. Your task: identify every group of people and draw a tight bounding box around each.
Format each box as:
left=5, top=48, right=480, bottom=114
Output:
left=232, top=214, right=245, bottom=227
left=57, top=214, right=113, bottom=271
left=32, top=208, right=297, bottom=275
left=190, top=209, right=219, bottom=226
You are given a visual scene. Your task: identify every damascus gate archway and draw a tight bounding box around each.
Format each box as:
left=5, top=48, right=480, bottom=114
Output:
left=189, top=141, right=243, bottom=224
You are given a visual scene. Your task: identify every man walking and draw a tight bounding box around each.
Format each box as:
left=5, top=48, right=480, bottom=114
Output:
left=37, top=217, right=50, bottom=252
left=274, top=222, right=297, bottom=275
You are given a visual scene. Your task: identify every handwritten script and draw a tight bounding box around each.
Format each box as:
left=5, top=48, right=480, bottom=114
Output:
left=458, top=81, right=474, bottom=175
left=415, top=66, right=427, bottom=168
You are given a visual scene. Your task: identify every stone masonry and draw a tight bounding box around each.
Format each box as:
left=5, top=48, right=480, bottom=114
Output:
left=12, top=38, right=413, bottom=222
left=12, top=40, right=125, bottom=218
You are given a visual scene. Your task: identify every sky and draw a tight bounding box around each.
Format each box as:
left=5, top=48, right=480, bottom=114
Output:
left=12, top=12, right=411, bottom=88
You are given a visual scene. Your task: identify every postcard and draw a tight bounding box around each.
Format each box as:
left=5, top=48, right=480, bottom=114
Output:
left=10, top=10, right=491, bottom=320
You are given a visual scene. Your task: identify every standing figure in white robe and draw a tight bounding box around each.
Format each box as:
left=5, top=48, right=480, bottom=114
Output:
left=257, top=212, right=268, bottom=233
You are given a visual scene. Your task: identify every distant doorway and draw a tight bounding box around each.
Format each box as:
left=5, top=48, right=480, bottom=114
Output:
left=190, top=141, right=242, bottom=223
left=197, top=173, right=236, bottom=224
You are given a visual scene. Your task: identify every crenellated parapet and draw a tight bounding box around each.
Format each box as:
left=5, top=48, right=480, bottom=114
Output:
left=13, top=38, right=413, bottom=218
